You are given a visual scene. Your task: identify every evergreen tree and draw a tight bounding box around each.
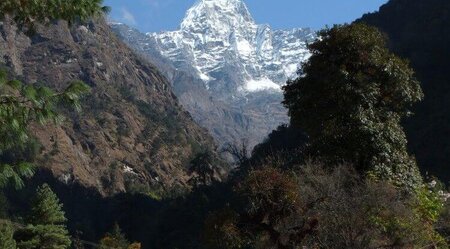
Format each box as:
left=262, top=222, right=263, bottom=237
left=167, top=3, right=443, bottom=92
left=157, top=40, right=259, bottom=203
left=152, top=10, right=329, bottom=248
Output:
left=28, top=184, right=67, bottom=225
left=0, top=221, right=16, bottom=249
left=0, top=2, right=103, bottom=249
left=15, top=184, right=71, bottom=249
left=283, top=24, right=424, bottom=189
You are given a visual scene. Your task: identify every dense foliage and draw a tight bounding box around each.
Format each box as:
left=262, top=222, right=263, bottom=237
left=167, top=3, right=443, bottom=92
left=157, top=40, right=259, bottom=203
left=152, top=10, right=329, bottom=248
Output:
left=0, top=0, right=109, bottom=30
left=250, top=124, right=307, bottom=165
left=0, top=221, right=16, bottom=249
left=358, top=0, right=450, bottom=183
left=204, top=162, right=447, bottom=249
left=14, top=184, right=71, bottom=249
left=283, top=24, right=423, bottom=189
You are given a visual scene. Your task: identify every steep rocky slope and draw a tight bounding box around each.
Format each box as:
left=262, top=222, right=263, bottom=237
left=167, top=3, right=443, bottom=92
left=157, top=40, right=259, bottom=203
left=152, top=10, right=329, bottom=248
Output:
left=111, top=0, right=316, bottom=149
left=358, top=0, right=450, bottom=181
left=0, top=17, right=223, bottom=196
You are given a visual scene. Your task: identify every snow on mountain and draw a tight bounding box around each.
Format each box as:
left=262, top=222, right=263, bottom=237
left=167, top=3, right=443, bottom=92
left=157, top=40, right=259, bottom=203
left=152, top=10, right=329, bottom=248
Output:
left=110, top=0, right=317, bottom=150
left=148, top=0, right=316, bottom=94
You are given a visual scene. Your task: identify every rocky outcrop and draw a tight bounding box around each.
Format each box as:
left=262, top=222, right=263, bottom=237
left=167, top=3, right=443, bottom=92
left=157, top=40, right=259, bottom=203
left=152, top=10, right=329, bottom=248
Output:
left=0, top=17, right=224, bottom=196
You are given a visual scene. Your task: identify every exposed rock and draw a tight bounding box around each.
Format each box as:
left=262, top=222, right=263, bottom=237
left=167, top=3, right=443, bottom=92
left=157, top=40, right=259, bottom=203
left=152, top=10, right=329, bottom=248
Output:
left=0, top=17, right=224, bottom=196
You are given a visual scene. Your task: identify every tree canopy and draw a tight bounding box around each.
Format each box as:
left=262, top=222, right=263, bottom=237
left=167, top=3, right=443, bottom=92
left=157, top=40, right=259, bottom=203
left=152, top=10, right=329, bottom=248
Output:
left=283, top=24, right=424, bottom=189
left=358, top=0, right=450, bottom=183
left=0, top=0, right=109, bottom=29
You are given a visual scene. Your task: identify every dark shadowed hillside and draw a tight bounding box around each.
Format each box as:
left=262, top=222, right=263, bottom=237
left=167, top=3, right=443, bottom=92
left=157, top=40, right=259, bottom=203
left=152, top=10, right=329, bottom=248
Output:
left=358, top=0, right=450, bottom=182
left=0, top=17, right=225, bottom=196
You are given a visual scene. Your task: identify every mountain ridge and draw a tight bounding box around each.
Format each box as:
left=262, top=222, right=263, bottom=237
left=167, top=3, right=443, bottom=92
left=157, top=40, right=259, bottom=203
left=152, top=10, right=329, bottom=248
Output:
left=111, top=0, right=316, bottom=150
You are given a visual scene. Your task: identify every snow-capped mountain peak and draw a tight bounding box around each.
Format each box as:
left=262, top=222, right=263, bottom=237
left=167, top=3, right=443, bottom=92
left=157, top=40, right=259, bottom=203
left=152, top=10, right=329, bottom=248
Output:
left=110, top=0, right=317, bottom=152
left=179, top=0, right=257, bottom=59
left=181, top=0, right=255, bottom=32
left=148, top=0, right=316, bottom=95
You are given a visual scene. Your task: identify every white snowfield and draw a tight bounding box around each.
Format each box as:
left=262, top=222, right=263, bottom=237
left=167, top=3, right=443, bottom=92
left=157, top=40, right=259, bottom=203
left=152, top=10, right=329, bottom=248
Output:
left=148, top=0, right=316, bottom=94
left=241, top=78, right=282, bottom=92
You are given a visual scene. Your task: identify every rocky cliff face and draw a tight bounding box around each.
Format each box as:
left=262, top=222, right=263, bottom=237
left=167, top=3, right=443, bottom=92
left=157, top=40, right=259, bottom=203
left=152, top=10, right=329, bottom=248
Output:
left=111, top=0, right=316, bottom=150
left=0, top=17, right=223, bottom=196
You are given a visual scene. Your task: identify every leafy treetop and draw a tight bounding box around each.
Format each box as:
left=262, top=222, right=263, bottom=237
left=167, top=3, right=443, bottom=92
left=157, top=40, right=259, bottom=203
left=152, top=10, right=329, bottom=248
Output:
left=0, top=0, right=110, bottom=28
left=283, top=24, right=424, bottom=189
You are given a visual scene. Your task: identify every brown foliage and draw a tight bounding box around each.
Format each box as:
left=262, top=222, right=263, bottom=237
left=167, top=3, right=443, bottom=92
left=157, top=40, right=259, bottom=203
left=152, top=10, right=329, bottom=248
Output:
left=204, top=162, right=446, bottom=249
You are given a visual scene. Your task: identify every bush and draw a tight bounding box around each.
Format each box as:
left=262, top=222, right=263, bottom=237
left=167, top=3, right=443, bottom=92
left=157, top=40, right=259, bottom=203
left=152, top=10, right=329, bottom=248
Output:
left=205, top=161, right=447, bottom=249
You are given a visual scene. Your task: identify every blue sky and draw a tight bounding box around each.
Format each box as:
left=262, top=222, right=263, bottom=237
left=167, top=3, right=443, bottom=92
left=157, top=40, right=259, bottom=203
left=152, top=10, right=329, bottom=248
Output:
left=104, top=0, right=388, bottom=33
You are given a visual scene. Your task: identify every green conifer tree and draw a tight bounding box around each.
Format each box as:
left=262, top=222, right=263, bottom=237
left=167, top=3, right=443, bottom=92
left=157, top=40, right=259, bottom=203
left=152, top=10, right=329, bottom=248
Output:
left=0, top=2, right=106, bottom=248
left=15, top=184, right=71, bottom=249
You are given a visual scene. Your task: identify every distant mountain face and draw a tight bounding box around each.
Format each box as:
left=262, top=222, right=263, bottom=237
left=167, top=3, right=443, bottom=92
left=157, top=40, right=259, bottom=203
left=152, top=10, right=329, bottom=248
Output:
left=358, top=0, right=450, bottom=182
left=111, top=0, right=316, bottom=149
left=151, top=0, right=314, bottom=95
left=0, top=18, right=224, bottom=196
